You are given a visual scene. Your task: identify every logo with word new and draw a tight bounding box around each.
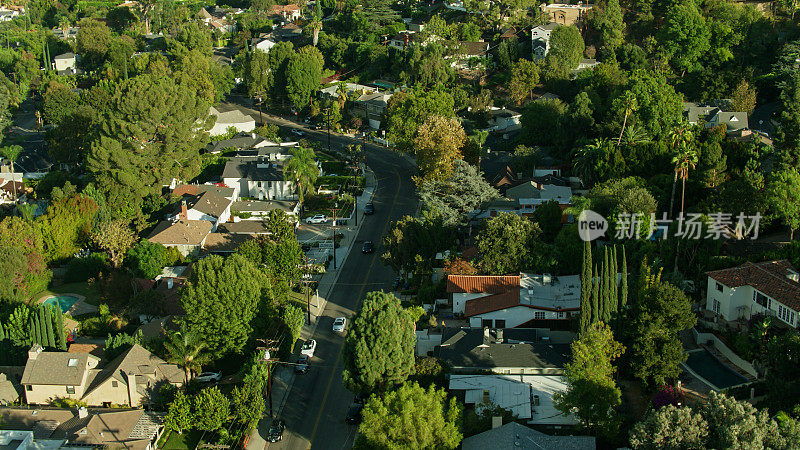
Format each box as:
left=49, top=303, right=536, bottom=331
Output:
left=577, top=210, right=608, bottom=241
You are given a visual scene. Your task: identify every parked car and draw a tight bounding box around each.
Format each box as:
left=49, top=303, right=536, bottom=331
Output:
left=306, top=214, right=327, bottom=224
left=295, top=355, right=309, bottom=374
left=354, top=392, right=369, bottom=404
left=195, top=371, right=222, bottom=383
left=364, top=203, right=375, bottom=215
left=346, top=404, right=364, bottom=424
left=362, top=241, right=374, bottom=254
left=267, top=419, right=285, bottom=442
left=301, top=243, right=311, bottom=252
left=333, top=317, right=347, bottom=332
left=291, top=128, right=305, bottom=137
left=301, top=339, right=317, bottom=357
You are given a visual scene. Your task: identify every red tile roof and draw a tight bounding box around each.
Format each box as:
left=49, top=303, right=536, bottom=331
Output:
left=464, top=289, right=521, bottom=316
left=446, top=275, right=520, bottom=294
left=707, top=260, right=800, bottom=311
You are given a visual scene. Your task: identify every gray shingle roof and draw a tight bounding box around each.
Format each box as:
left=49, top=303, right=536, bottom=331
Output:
left=462, top=422, right=596, bottom=450
left=190, top=191, right=230, bottom=218
left=222, top=156, right=286, bottom=182
left=21, top=351, right=98, bottom=386
left=436, top=328, right=570, bottom=370
left=147, top=220, right=212, bottom=246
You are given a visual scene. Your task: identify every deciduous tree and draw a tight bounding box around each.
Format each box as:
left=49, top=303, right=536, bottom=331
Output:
left=767, top=167, right=800, bottom=240
left=418, top=160, right=499, bottom=226
left=91, top=220, right=136, bottom=268
left=194, top=386, right=230, bottom=431
left=414, top=115, right=466, bottom=182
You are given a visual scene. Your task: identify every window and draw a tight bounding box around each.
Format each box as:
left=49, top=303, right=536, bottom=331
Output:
left=481, top=319, right=492, bottom=328
left=557, top=311, right=565, bottom=319
left=25, top=385, right=32, bottom=392
left=712, top=299, right=720, bottom=314
left=754, top=291, right=771, bottom=309
left=112, top=381, right=118, bottom=388
left=66, top=386, right=75, bottom=394
left=534, top=311, right=546, bottom=320
left=494, top=320, right=506, bottom=328
left=777, top=304, right=797, bottom=326
left=716, top=282, right=723, bottom=292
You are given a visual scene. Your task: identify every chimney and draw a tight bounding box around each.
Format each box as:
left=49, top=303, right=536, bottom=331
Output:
left=28, top=344, right=43, bottom=360
left=77, top=407, right=88, bottom=419
left=180, top=200, right=188, bottom=220
left=125, top=372, right=138, bottom=407
left=491, top=416, right=503, bottom=429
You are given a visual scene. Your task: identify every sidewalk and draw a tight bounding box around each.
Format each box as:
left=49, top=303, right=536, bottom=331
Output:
left=247, top=168, right=376, bottom=449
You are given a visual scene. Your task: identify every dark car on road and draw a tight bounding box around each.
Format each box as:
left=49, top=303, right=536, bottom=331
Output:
left=346, top=404, right=364, bottom=424
left=295, top=355, right=309, bottom=374
left=362, top=241, right=374, bottom=254
left=267, top=419, right=285, bottom=442
left=364, top=203, right=375, bottom=215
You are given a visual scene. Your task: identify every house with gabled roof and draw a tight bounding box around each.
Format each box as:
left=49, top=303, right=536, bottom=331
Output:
left=705, top=260, right=800, bottom=328
left=171, top=190, right=232, bottom=230
left=21, top=344, right=183, bottom=407
left=147, top=220, right=212, bottom=256
left=463, top=421, right=595, bottom=449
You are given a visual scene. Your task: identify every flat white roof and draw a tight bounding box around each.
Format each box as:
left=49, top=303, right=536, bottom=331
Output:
left=520, top=273, right=581, bottom=310
left=449, top=375, right=579, bottom=425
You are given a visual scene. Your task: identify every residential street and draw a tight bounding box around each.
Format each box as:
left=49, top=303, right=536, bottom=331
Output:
left=232, top=99, right=419, bottom=449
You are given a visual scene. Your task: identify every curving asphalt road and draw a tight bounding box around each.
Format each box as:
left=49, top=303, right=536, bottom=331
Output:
left=234, top=101, right=418, bottom=449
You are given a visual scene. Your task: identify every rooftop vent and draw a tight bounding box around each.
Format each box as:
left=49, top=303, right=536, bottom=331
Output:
left=67, top=358, right=78, bottom=367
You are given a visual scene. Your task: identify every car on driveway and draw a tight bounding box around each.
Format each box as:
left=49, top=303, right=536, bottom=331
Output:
left=305, top=214, right=327, bottom=224
left=333, top=317, right=346, bottom=332
left=291, top=128, right=305, bottom=137
left=362, top=241, right=374, bottom=254
left=346, top=404, right=364, bottom=424
left=267, top=419, right=285, bottom=442
left=295, top=355, right=309, bottom=374
left=195, top=371, right=222, bottom=383
left=301, top=339, right=317, bottom=357
left=364, top=203, right=375, bottom=215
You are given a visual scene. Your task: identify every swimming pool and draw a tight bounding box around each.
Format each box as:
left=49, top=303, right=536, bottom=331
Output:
left=685, top=349, right=748, bottom=390
left=43, top=295, right=79, bottom=313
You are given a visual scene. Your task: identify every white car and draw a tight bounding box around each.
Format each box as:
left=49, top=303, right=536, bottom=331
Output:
left=301, top=339, right=317, bottom=357
left=195, top=371, right=222, bottom=383
left=305, top=214, right=327, bottom=224
left=333, top=317, right=346, bottom=332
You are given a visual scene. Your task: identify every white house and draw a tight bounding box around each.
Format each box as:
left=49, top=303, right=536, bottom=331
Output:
left=488, top=107, right=521, bottom=131
left=53, top=52, right=80, bottom=73
left=172, top=191, right=232, bottom=231
left=447, top=274, right=581, bottom=329
left=0, top=8, right=19, bottom=22
left=449, top=374, right=579, bottom=425
left=253, top=37, right=277, bottom=53
left=705, top=260, right=800, bottom=328
left=222, top=156, right=297, bottom=201
left=209, top=106, right=256, bottom=136
left=530, top=23, right=558, bottom=60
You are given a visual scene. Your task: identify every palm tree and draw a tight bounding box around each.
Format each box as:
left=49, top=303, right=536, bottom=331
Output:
left=164, top=325, right=212, bottom=383
left=310, top=16, right=322, bottom=46
left=335, top=82, right=348, bottom=110
left=472, top=129, right=489, bottom=169
left=616, top=92, right=638, bottom=149
left=573, top=139, right=608, bottom=187
left=673, top=147, right=698, bottom=215
left=284, top=146, right=319, bottom=204
left=667, top=125, right=694, bottom=218
left=621, top=124, right=649, bottom=147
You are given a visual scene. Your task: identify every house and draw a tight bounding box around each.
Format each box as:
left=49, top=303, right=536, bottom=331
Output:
left=435, top=327, right=570, bottom=374
left=222, top=156, right=298, bottom=201
left=171, top=190, right=233, bottom=230
left=52, top=26, right=79, bottom=40
left=0, top=373, right=19, bottom=405
left=202, top=232, right=254, bottom=254
left=218, top=221, right=271, bottom=235
left=270, top=22, right=303, bottom=42
left=196, top=7, right=212, bottom=22
left=449, top=375, right=579, bottom=425
left=705, top=260, right=800, bottom=328
left=53, top=52, right=79, bottom=74
left=351, top=91, right=392, bottom=129
left=21, top=344, right=183, bottom=407
left=488, top=107, right=521, bottom=131
left=0, top=8, right=19, bottom=22
left=0, top=407, right=164, bottom=450
left=684, top=102, right=749, bottom=134
left=530, top=23, right=558, bottom=60
left=462, top=422, right=596, bottom=450
left=477, top=180, right=572, bottom=219
left=319, top=82, right=378, bottom=100
left=204, top=131, right=280, bottom=154
left=231, top=199, right=300, bottom=219
left=447, top=41, right=490, bottom=69
left=172, top=183, right=236, bottom=201
left=447, top=274, right=581, bottom=328
left=540, top=3, right=594, bottom=26
left=0, top=178, right=26, bottom=204
left=388, top=31, right=417, bottom=50
left=573, top=58, right=600, bottom=73
left=253, top=37, right=277, bottom=53
left=209, top=106, right=256, bottom=136
left=147, top=220, right=213, bottom=256
left=269, top=4, right=302, bottom=21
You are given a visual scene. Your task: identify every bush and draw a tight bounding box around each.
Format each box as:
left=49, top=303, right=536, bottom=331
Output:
left=65, top=253, right=109, bottom=283
left=417, top=282, right=437, bottom=305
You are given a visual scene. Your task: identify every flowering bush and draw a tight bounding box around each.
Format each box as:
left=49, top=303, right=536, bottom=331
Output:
left=652, top=384, right=685, bottom=408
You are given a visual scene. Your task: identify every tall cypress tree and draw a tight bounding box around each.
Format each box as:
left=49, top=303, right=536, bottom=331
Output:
left=43, top=306, right=56, bottom=348
left=591, top=264, right=600, bottom=324
left=31, top=314, right=41, bottom=346
left=602, top=248, right=611, bottom=323
left=37, top=307, right=49, bottom=348
left=580, top=240, right=592, bottom=333
left=54, top=307, right=66, bottom=350
left=0, top=320, right=5, bottom=341
left=620, top=246, right=628, bottom=312
left=610, top=245, right=619, bottom=314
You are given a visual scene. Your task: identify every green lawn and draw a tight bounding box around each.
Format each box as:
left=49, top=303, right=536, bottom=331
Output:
left=158, top=430, right=204, bottom=450
left=38, top=282, right=102, bottom=305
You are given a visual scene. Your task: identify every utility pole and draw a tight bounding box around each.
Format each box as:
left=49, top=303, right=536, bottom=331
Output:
left=326, top=105, right=331, bottom=153
left=329, top=202, right=341, bottom=270
left=301, top=254, right=313, bottom=324
left=256, top=339, right=280, bottom=417
left=346, top=150, right=361, bottom=227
